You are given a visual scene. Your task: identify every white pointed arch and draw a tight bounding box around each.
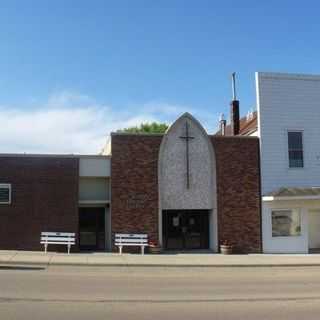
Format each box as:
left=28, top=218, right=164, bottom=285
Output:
left=158, top=113, right=218, bottom=251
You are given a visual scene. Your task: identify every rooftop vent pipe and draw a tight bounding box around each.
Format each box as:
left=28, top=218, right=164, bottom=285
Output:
left=219, top=113, right=226, bottom=136
left=230, top=72, right=240, bottom=135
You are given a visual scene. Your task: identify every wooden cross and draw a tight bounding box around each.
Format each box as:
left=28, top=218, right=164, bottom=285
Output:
left=179, top=121, right=194, bottom=189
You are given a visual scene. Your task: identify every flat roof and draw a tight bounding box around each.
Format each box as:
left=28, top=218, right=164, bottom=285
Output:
left=111, top=132, right=258, bottom=139
left=0, top=153, right=111, bottom=159
left=111, top=132, right=164, bottom=137
left=257, top=71, right=320, bottom=81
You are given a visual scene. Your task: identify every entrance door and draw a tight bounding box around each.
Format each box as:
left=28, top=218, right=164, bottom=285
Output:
left=79, top=207, right=105, bottom=251
left=309, top=209, right=320, bottom=251
left=163, top=210, right=209, bottom=250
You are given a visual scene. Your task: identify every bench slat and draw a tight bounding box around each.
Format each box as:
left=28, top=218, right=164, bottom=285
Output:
left=115, top=242, right=148, bottom=245
left=115, top=234, right=147, bottom=238
left=115, top=239, right=148, bottom=244
left=41, top=240, right=75, bottom=243
left=115, top=243, right=149, bottom=247
left=41, top=232, right=75, bottom=236
left=41, top=237, right=75, bottom=242
left=41, top=241, right=75, bottom=245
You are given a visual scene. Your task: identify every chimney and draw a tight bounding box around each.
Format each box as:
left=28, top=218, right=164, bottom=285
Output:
left=230, top=73, right=240, bottom=135
left=219, top=113, right=227, bottom=136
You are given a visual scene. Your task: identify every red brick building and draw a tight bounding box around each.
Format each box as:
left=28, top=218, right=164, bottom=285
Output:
left=0, top=111, right=261, bottom=253
left=112, top=113, right=261, bottom=253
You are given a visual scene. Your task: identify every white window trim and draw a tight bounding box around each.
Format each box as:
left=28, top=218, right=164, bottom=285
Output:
left=286, top=129, right=304, bottom=170
left=0, top=183, right=11, bottom=204
left=271, top=208, right=302, bottom=238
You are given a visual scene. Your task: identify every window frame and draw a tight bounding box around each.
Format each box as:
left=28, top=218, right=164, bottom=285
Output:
left=271, top=208, right=302, bottom=238
left=287, top=130, right=304, bottom=169
left=0, top=183, right=11, bottom=205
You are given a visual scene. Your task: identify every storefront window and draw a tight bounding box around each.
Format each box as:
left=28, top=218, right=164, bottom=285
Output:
left=272, top=210, right=301, bottom=237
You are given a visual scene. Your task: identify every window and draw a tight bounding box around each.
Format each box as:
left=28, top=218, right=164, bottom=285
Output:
left=0, top=184, right=11, bottom=204
left=272, top=210, right=301, bottom=237
left=288, top=131, right=303, bottom=168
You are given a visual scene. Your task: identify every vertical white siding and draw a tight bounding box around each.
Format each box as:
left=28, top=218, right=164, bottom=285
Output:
left=256, top=72, right=320, bottom=195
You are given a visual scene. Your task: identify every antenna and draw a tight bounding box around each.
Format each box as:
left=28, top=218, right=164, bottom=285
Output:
left=231, top=72, right=236, bottom=100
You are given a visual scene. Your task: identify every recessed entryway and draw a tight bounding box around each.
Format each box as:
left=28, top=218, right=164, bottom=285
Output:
left=309, top=209, right=320, bottom=253
left=162, top=210, right=210, bottom=250
left=79, top=207, right=105, bottom=251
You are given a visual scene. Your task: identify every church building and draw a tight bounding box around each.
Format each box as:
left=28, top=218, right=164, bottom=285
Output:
left=0, top=103, right=261, bottom=253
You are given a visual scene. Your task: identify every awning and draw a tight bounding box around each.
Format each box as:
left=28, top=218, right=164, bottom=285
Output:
left=263, top=187, right=320, bottom=201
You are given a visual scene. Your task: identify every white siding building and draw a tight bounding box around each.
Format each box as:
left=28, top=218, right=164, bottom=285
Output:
left=256, top=72, right=320, bottom=253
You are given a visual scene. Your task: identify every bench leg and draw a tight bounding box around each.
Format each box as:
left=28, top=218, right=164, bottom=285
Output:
left=119, top=246, right=122, bottom=255
left=67, top=244, right=71, bottom=254
left=141, top=246, right=144, bottom=255
left=44, top=243, right=48, bottom=254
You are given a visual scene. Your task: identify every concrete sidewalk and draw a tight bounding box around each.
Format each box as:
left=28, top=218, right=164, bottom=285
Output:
left=2, top=250, right=320, bottom=267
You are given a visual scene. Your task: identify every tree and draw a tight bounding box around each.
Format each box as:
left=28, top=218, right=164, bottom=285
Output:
left=117, top=122, right=169, bottom=134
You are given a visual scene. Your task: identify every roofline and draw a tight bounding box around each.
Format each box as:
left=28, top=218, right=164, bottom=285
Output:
left=0, top=153, right=111, bottom=159
left=263, top=195, right=320, bottom=201
left=210, top=135, right=259, bottom=139
left=256, top=71, right=320, bottom=81
left=79, top=154, right=111, bottom=159
left=112, top=132, right=259, bottom=139
left=242, top=128, right=258, bottom=135
left=215, top=111, right=258, bottom=136
left=111, top=132, right=164, bottom=137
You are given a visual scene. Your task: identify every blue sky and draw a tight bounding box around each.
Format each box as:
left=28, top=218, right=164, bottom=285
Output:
left=0, top=1, right=319, bottom=153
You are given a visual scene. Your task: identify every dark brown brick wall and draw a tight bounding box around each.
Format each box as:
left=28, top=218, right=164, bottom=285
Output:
left=211, top=136, right=261, bottom=253
left=0, top=156, right=79, bottom=251
left=111, top=134, right=261, bottom=253
left=111, top=134, right=162, bottom=251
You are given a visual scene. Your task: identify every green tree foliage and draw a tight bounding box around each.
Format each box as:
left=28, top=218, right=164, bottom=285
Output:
left=117, top=122, right=169, bottom=134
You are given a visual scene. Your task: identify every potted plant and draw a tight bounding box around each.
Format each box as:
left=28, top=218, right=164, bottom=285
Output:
left=220, top=240, right=233, bottom=255
left=148, top=240, right=162, bottom=254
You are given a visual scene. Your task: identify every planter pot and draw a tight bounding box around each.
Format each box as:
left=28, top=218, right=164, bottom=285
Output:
left=220, top=245, right=233, bottom=255
left=149, top=246, right=162, bottom=254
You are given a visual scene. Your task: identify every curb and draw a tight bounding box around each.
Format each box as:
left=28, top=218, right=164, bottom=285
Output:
left=2, top=260, right=320, bottom=268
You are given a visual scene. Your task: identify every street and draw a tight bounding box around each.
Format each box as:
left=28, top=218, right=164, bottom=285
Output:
left=1, top=265, right=320, bottom=319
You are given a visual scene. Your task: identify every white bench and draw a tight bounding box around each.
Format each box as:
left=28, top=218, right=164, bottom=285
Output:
left=115, top=233, right=148, bottom=255
left=41, top=232, right=75, bottom=254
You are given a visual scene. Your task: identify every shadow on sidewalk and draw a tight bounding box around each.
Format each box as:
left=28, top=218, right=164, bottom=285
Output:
left=0, top=265, right=46, bottom=271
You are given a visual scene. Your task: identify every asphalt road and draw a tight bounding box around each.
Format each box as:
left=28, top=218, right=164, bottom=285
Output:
left=1, top=265, right=320, bottom=319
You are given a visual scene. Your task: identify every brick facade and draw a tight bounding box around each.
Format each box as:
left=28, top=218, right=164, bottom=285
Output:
left=211, top=136, right=261, bottom=253
left=111, top=134, right=261, bottom=253
left=0, top=133, right=261, bottom=253
left=111, top=134, right=163, bottom=251
left=0, top=156, right=79, bottom=251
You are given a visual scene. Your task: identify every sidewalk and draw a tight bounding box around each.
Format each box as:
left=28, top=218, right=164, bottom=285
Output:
left=2, top=250, right=320, bottom=267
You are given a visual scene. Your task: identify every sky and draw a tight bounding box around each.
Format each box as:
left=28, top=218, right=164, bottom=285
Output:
left=0, top=0, right=319, bottom=154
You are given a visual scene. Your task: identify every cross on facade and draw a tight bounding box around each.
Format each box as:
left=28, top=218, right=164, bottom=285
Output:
left=179, top=121, right=194, bottom=189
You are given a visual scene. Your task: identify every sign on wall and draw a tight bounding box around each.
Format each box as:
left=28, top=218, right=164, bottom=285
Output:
left=127, top=193, right=147, bottom=209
